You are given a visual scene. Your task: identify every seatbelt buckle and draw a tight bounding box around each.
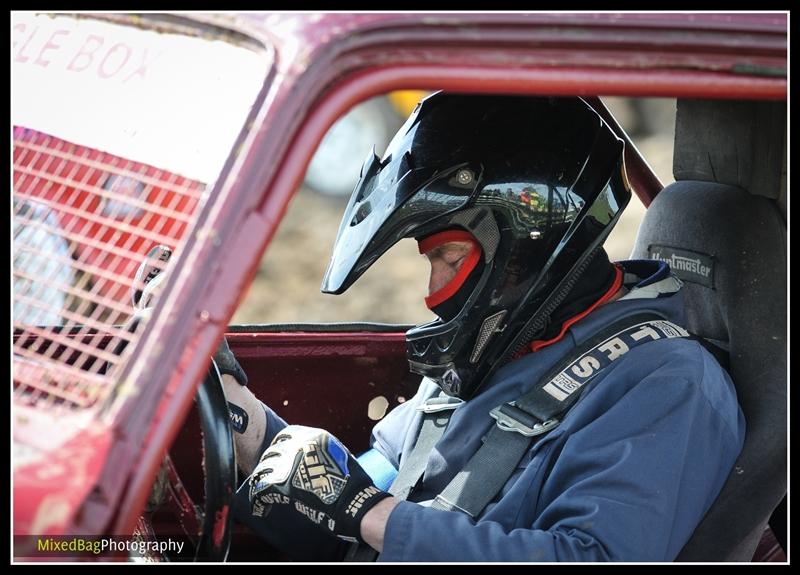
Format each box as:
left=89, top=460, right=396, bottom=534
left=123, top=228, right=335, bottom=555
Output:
left=417, top=395, right=465, bottom=414
left=489, top=402, right=559, bottom=437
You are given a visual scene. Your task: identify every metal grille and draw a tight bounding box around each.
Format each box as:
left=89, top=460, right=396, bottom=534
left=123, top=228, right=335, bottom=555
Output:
left=13, top=126, right=206, bottom=412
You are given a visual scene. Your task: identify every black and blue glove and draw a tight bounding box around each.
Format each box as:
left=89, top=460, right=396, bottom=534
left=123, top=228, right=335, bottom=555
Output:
left=249, top=425, right=391, bottom=544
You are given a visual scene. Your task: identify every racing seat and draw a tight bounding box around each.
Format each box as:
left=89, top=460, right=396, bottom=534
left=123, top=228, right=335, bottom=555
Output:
left=631, top=99, right=787, bottom=561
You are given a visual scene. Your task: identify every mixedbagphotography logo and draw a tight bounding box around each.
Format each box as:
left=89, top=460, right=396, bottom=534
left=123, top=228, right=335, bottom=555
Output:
left=14, top=535, right=187, bottom=560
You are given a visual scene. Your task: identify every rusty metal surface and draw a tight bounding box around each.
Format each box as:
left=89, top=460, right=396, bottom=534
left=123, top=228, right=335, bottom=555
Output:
left=13, top=407, right=113, bottom=539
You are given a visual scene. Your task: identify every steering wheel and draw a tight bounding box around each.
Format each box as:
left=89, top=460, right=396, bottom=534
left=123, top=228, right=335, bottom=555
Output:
left=126, top=247, right=235, bottom=560
left=135, top=361, right=236, bottom=561
left=192, top=361, right=236, bottom=560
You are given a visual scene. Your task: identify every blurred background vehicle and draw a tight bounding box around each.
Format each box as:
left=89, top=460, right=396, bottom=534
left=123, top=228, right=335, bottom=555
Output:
left=303, top=95, right=406, bottom=197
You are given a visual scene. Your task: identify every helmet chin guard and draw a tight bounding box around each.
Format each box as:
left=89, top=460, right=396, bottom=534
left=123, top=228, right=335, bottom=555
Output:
left=322, top=93, right=631, bottom=400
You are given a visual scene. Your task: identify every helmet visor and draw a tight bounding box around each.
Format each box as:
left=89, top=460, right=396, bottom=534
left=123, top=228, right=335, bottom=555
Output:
left=321, top=147, right=475, bottom=294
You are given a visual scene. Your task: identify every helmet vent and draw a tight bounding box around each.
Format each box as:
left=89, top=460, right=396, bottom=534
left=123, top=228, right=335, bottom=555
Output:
left=450, top=208, right=500, bottom=261
left=470, top=310, right=507, bottom=363
left=400, top=150, right=415, bottom=172
left=436, top=332, right=458, bottom=352
left=349, top=201, right=372, bottom=226
left=410, top=339, right=430, bottom=357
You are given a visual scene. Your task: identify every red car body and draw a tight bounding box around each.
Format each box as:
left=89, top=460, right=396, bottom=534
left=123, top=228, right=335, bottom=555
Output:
left=12, top=12, right=786, bottom=562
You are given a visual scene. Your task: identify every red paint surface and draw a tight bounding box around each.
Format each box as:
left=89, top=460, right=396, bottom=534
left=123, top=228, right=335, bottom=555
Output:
left=212, top=504, right=230, bottom=550
left=13, top=411, right=113, bottom=542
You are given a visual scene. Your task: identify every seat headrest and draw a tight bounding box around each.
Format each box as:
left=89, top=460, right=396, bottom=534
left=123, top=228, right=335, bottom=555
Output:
left=632, top=180, right=786, bottom=561
left=673, top=99, right=785, bottom=202
left=631, top=180, right=785, bottom=371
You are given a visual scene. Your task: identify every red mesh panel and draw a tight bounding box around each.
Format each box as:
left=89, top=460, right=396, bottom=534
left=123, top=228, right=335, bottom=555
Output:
left=13, top=126, right=206, bottom=411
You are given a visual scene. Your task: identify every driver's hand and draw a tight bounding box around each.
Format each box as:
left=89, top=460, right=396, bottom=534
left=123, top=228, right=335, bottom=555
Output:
left=213, top=335, right=248, bottom=387
left=132, top=245, right=172, bottom=311
left=131, top=244, right=248, bottom=386
left=249, top=425, right=391, bottom=544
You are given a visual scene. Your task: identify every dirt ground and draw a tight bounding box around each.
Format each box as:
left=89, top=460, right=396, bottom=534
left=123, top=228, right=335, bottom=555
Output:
left=231, top=97, right=676, bottom=326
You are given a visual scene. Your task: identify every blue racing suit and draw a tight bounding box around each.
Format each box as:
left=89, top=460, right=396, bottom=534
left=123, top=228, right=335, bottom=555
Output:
left=235, top=260, right=745, bottom=562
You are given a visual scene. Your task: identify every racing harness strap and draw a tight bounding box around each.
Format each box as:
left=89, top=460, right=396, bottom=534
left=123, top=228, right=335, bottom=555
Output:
left=345, top=391, right=463, bottom=561
left=430, top=312, right=693, bottom=517
left=389, top=393, right=465, bottom=500
left=349, top=312, right=724, bottom=559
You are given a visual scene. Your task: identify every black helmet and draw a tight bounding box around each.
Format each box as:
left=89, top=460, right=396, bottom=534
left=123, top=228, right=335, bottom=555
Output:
left=322, top=92, right=630, bottom=400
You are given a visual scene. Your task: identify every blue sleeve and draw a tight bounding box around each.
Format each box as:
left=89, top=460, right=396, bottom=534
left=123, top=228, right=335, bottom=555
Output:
left=380, top=350, right=745, bottom=561
left=357, top=448, right=397, bottom=491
